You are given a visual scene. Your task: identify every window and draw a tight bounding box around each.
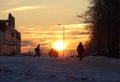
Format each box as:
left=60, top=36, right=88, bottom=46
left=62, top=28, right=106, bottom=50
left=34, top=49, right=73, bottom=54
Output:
left=11, top=32, right=14, bottom=37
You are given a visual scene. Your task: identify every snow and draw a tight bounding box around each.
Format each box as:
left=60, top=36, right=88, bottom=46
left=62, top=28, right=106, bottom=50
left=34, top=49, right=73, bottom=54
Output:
left=0, top=56, right=120, bottom=82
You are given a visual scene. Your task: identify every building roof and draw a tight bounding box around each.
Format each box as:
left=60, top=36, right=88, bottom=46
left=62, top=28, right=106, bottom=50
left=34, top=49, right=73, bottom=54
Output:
left=0, top=20, right=8, bottom=23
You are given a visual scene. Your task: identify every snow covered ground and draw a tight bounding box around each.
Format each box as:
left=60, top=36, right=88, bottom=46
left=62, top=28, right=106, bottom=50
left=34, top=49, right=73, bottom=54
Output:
left=0, top=56, right=120, bottom=82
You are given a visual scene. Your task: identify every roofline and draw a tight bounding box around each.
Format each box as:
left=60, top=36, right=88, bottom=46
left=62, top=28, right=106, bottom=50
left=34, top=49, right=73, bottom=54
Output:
left=0, top=20, right=9, bottom=23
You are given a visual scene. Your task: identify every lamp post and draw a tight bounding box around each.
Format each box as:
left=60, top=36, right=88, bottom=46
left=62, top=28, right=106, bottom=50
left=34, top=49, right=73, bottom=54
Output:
left=58, top=24, right=65, bottom=56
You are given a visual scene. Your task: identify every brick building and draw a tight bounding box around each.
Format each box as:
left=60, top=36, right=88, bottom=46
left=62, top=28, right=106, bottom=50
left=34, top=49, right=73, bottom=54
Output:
left=0, top=13, right=21, bottom=55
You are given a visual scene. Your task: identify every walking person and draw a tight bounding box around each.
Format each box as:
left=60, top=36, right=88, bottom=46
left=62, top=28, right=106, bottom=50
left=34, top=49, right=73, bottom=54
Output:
left=76, top=42, right=85, bottom=61
left=34, top=44, right=41, bottom=57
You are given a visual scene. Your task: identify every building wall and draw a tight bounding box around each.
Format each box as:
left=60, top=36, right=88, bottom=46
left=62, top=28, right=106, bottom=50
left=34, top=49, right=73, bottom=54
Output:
left=0, top=13, right=21, bottom=56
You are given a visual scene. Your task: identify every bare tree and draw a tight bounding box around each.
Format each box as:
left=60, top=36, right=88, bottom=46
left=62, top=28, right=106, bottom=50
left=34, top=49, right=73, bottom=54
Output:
left=82, top=0, right=120, bottom=57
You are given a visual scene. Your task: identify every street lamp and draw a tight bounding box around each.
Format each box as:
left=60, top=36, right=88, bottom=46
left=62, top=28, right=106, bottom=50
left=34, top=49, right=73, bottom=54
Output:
left=58, top=24, right=65, bottom=56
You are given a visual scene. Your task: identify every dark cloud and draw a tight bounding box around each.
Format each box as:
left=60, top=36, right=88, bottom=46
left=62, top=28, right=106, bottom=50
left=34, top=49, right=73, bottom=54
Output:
left=37, top=32, right=55, bottom=35
left=72, top=36, right=86, bottom=39
left=22, top=32, right=32, bottom=34
left=21, top=40, right=34, bottom=46
left=78, top=32, right=90, bottom=35
left=40, top=43, right=48, bottom=46
left=67, top=31, right=90, bottom=35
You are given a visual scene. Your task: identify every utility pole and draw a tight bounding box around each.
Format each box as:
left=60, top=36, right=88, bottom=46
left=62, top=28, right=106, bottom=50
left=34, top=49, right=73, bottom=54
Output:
left=58, top=24, right=65, bottom=56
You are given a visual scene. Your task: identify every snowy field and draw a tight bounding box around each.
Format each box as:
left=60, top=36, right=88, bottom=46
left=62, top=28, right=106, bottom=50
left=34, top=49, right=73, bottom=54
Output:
left=0, top=56, right=120, bottom=82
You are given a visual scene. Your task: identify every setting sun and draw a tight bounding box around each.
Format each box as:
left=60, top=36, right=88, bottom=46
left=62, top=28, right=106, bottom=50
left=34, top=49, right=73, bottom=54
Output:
left=53, top=40, right=65, bottom=50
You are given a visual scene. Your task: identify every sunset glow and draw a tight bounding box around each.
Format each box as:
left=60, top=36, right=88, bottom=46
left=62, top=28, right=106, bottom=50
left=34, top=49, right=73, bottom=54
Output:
left=0, top=0, right=90, bottom=54
left=19, top=24, right=90, bottom=53
left=53, top=40, right=65, bottom=50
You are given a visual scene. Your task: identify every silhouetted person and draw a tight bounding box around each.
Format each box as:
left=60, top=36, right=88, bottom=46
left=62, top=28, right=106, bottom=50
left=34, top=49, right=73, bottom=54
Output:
left=77, top=42, right=85, bottom=61
left=49, top=48, right=53, bottom=57
left=34, top=45, right=41, bottom=57
left=53, top=49, right=58, bottom=57
left=49, top=48, right=58, bottom=57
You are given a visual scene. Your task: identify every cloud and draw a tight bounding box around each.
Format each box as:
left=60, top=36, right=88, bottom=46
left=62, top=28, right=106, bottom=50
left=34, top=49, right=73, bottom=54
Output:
left=65, top=24, right=86, bottom=29
left=21, top=40, right=34, bottom=46
left=67, top=31, right=90, bottom=35
left=17, top=24, right=90, bottom=53
left=18, top=24, right=90, bottom=42
left=0, top=0, right=24, bottom=6
left=3, top=6, right=46, bottom=13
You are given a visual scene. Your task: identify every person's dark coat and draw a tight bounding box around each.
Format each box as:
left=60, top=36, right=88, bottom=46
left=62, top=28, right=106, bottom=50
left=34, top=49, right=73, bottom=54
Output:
left=77, top=42, right=85, bottom=60
left=34, top=45, right=41, bottom=57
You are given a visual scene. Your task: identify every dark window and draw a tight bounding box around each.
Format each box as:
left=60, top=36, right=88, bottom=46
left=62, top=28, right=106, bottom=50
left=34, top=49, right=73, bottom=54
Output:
left=16, top=33, right=20, bottom=39
left=11, top=32, right=14, bottom=37
left=0, top=23, right=7, bottom=32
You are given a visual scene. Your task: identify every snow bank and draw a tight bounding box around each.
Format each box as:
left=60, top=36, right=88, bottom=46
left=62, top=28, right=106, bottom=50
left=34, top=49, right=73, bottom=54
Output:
left=0, top=56, right=120, bottom=82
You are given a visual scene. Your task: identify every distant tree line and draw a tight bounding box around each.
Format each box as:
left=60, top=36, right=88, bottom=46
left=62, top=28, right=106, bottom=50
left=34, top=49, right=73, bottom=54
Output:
left=82, top=0, right=120, bottom=58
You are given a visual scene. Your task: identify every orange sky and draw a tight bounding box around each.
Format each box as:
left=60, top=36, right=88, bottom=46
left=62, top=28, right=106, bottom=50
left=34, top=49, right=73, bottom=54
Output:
left=0, top=0, right=90, bottom=55
left=17, top=24, right=90, bottom=54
